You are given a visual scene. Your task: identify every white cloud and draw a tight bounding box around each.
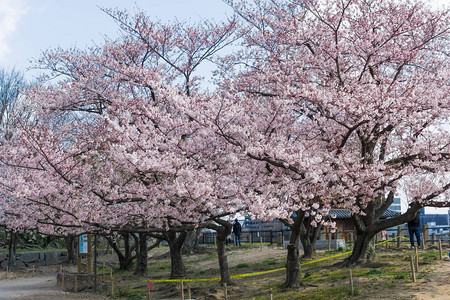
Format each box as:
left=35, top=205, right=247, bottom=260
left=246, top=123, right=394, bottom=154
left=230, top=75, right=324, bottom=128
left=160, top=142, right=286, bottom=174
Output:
left=0, top=0, right=29, bottom=61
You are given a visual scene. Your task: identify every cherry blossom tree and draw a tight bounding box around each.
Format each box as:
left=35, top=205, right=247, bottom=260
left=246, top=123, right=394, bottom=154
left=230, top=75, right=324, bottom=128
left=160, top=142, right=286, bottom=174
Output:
left=212, top=0, right=450, bottom=287
left=0, top=8, right=242, bottom=280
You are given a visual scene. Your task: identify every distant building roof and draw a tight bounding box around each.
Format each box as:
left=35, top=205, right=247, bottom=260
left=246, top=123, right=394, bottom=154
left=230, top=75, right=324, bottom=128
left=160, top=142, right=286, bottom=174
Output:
left=329, top=209, right=400, bottom=219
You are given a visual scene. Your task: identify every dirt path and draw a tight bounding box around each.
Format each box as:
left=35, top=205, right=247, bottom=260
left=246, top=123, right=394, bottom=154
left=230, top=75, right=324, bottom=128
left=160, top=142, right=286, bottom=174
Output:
left=0, top=276, right=107, bottom=300
left=411, top=260, right=450, bottom=300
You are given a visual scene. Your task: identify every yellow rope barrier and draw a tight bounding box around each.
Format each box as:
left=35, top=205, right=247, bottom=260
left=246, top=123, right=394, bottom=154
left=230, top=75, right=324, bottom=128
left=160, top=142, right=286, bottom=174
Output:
left=146, top=235, right=411, bottom=283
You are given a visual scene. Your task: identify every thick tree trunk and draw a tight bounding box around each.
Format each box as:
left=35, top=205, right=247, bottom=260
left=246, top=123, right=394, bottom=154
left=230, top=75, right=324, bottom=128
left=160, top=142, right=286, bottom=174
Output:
left=65, top=236, right=77, bottom=264
left=167, top=231, right=187, bottom=279
left=344, top=230, right=376, bottom=266
left=183, top=229, right=200, bottom=255
left=106, top=233, right=134, bottom=271
left=300, top=222, right=322, bottom=259
left=300, top=235, right=314, bottom=259
left=282, top=210, right=305, bottom=288
left=7, top=230, right=18, bottom=269
left=216, top=221, right=232, bottom=285
left=206, top=220, right=232, bottom=285
left=134, top=233, right=148, bottom=275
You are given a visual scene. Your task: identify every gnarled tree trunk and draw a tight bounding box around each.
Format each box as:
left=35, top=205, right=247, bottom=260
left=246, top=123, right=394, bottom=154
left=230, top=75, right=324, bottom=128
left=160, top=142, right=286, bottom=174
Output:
left=300, top=219, right=322, bottom=259
left=7, top=230, right=18, bottom=269
left=282, top=209, right=305, bottom=288
left=166, top=230, right=187, bottom=279
left=106, top=233, right=134, bottom=271
left=183, top=229, right=200, bottom=255
left=207, top=219, right=232, bottom=285
left=134, top=233, right=148, bottom=275
left=65, top=236, right=77, bottom=264
left=344, top=194, right=423, bottom=266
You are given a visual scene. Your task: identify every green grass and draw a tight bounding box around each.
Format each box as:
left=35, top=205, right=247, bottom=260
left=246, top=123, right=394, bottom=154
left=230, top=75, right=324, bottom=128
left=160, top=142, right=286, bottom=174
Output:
left=420, top=250, right=440, bottom=263
left=263, top=258, right=278, bottom=265
left=236, top=263, right=250, bottom=269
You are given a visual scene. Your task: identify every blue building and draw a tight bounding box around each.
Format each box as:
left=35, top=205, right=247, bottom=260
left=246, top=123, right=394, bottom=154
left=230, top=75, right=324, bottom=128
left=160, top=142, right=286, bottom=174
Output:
left=389, top=197, right=402, bottom=213
left=419, top=208, right=449, bottom=234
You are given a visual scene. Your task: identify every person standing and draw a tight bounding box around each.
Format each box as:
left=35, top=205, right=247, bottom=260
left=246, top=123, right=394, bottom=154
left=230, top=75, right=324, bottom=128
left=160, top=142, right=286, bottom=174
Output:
left=407, top=206, right=421, bottom=248
left=233, top=219, right=242, bottom=246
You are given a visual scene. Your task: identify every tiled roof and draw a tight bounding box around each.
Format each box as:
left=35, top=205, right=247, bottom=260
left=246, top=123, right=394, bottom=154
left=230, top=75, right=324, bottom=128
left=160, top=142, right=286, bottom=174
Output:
left=329, top=209, right=400, bottom=219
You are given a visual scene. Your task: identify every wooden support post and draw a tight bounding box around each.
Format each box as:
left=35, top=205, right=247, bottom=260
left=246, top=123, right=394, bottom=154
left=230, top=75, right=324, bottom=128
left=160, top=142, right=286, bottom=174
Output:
left=438, top=240, right=443, bottom=260
left=87, top=234, right=92, bottom=274
left=110, top=270, right=114, bottom=296
left=421, top=232, right=426, bottom=250
left=270, top=288, right=273, bottom=300
left=61, top=272, right=65, bottom=290
left=214, top=236, right=217, bottom=247
left=32, top=264, right=35, bottom=276
left=6, top=266, right=8, bottom=279
left=147, top=289, right=150, bottom=300
left=102, top=261, right=105, bottom=283
left=397, top=226, right=402, bottom=248
left=180, top=280, right=184, bottom=300
left=74, top=275, right=78, bottom=293
left=415, top=247, right=419, bottom=272
left=410, top=254, right=416, bottom=283
left=59, top=264, right=62, bottom=273
left=349, top=269, right=354, bottom=296
left=260, top=235, right=263, bottom=251
left=94, top=234, right=97, bottom=293
left=432, top=233, right=436, bottom=245
left=250, top=232, right=253, bottom=245
left=77, top=254, right=82, bottom=274
left=328, top=232, right=331, bottom=251
left=223, top=283, right=228, bottom=300
left=282, top=234, right=285, bottom=249
left=188, top=284, right=191, bottom=299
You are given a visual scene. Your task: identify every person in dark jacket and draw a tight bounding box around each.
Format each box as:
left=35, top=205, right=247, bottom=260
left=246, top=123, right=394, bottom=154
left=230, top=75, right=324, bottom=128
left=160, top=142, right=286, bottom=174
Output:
left=233, top=219, right=242, bottom=246
left=407, top=205, right=421, bottom=247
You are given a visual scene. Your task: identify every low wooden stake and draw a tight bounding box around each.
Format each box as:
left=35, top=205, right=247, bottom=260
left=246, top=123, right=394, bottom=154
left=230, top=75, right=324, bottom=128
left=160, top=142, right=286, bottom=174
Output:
left=74, top=275, right=78, bottom=293
left=260, top=236, right=263, bottom=251
left=188, top=284, right=191, bottom=299
left=349, top=269, right=354, bottom=296
left=59, top=264, right=62, bottom=273
left=328, top=233, right=331, bottom=251
left=32, top=265, right=35, bottom=276
left=415, top=247, right=419, bottom=272
left=6, top=266, right=8, bottom=279
left=422, top=233, right=426, bottom=250
left=438, top=239, right=443, bottom=260
left=110, top=270, right=114, bottom=296
left=223, top=283, right=228, bottom=300
left=282, top=235, right=285, bottom=249
left=61, top=272, right=65, bottom=290
left=180, top=280, right=184, bottom=300
left=270, top=288, right=273, bottom=300
left=147, top=289, right=150, bottom=300
left=410, top=254, right=416, bottom=283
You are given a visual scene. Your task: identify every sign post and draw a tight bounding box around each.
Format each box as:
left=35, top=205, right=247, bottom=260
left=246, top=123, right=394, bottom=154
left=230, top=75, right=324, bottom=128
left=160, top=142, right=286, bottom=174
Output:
left=147, top=281, right=153, bottom=300
left=79, top=234, right=88, bottom=274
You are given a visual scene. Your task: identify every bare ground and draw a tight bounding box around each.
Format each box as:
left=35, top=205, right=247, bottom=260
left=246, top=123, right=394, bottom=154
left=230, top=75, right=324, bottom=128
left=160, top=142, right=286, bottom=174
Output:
left=0, top=246, right=449, bottom=299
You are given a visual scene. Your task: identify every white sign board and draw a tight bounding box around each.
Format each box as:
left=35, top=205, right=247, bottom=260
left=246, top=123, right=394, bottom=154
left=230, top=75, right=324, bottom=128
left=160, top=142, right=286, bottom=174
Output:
left=79, top=234, right=88, bottom=254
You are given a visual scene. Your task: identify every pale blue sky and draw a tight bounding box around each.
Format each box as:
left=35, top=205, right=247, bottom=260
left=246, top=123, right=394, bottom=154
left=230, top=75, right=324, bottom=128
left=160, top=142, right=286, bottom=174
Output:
left=0, top=0, right=233, bottom=78
left=1, top=0, right=447, bottom=79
